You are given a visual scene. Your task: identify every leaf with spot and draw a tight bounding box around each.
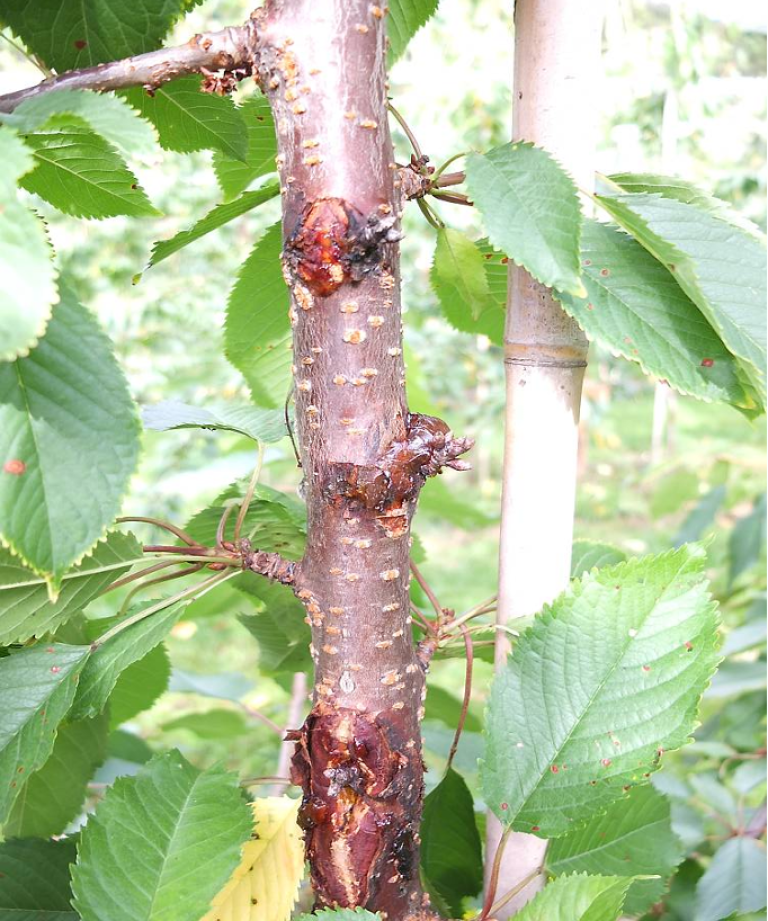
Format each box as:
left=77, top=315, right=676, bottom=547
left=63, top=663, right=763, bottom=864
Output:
left=4, top=713, right=108, bottom=837
left=594, top=191, right=767, bottom=408
left=213, top=94, right=278, bottom=201
left=0, top=531, right=142, bottom=646
left=546, top=784, right=684, bottom=915
left=142, top=399, right=287, bottom=442
left=512, top=873, right=635, bottom=921
left=555, top=221, right=753, bottom=410
left=125, top=76, right=248, bottom=161
left=0, top=642, right=91, bottom=823
left=466, top=142, right=584, bottom=296
left=387, top=0, right=440, bottom=62
left=225, top=222, right=293, bottom=409
left=1, top=89, right=159, bottom=156
left=0, top=283, right=141, bottom=589
left=0, top=837, right=78, bottom=919
left=420, top=768, right=483, bottom=916
left=72, top=750, right=252, bottom=921
left=20, top=120, right=159, bottom=219
left=695, top=837, right=767, bottom=921
left=0, top=127, right=58, bottom=362
left=201, top=796, right=304, bottom=921
left=147, top=180, right=280, bottom=267
left=482, top=545, right=720, bottom=837
left=0, top=0, right=188, bottom=71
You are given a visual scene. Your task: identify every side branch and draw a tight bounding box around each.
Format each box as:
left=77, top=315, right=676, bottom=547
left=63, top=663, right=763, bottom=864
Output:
left=0, top=20, right=258, bottom=113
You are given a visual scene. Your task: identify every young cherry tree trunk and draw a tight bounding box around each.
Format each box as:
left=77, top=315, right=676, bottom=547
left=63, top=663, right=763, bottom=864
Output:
left=245, top=2, right=470, bottom=916
left=486, top=0, right=605, bottom=915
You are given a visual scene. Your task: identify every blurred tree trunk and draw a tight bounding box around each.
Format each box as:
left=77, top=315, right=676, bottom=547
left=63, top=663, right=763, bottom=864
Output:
left=486, top=0, right=605, bottom=915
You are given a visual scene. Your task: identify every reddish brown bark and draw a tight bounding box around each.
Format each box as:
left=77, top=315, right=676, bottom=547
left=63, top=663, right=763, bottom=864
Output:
left=247, top=2, right=471, bottom=915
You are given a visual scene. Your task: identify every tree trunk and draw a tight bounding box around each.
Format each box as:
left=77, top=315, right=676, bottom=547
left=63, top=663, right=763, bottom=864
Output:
left=486, top=0, right=604, bottom=915
left=250, top=2, right=470, bottom=915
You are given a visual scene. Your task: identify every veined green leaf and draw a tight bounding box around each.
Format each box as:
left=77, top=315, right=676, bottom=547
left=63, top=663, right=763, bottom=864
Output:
left=420, top=768, right=483, bottom=915
left=2, top=89, right=159, bottom=156
left=4, top=713, right=108, bottom=837
left=555, top=221, right=753, bottom=410
left=71, top=601, right=185, bottom=720
left=108, top=644, right=171, bottom=728
left=0, top=531, right=142, bottom=646
left=512, top=873, right=634, bottom=921
left=606, top=173, right=765, bottom=240
left=213, top=94, right=277, bottom=201
left=0, top=283, right=141, bottom=589
left=148, top=180, right=279, bottom=267
left=72, top=751, right=252, bottom=921
left=20, top=122, right=159, bottom=219
left=482, top=545, right=720, bottom=836
left=466, top=142, right=584, bottom=296
left=238, top=577, right=312, bottom=676
left=142, top=399, right=286, bottom=442
left=0, top=128, right=58, bottom=361
left=570, top=540, right=627, bottom=578
left=0, top=837, right=78, bottom=918
left=225, top=222, right=293, bottom=408
left=695, top=837, right=767, bottom=921
left=546, top=785, right=684, bottom=915
left=431, top=227, right=493, bottom=322
left=125, top=77, right=248, bottom=161
left=0, top=0, right=189, bottom=71
left=0, top=643, right=90, bottom=823
left=387, top=0, right=440, bottom=62
left=594, top=191, right=767, bottom=406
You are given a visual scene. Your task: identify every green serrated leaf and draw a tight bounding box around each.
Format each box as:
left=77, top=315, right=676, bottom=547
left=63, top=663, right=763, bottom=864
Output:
left=108, top=643, right=171, bottom=728
left=4, top=712, right=108, bottom=837
left=125, top=77, right=248, bottom=161
left=594, top=192, right=767, bottom=406
left=142, top=399, right=287, bottom=443
left=555, top=221, right=753, bottom=409
left=570, top=540, right=627, bottom=578
left=0, top=531, right=143, bottom=646
left=606, top=173, right=765, bottom=240
left=20, top=122, right=159, bottom=219
left=0, top=837, right=78, bottom=918
left=1, top=0, right=188, bottom=71
left=466, top=142, right=583, bottom=295
left=0, top=283, right=141, bottom=588
left=0, top=643, right=90, bottom=823
left=387, top=0, right=440, bottom=62
left=431, top=227, right=493, bottom=322
left=546, top=785, right=684, bottom=915
left=71, top=601, right=185, bottom=720
left=2, top=89, right=159, bottom=156
left=72, top=750, right=252, bottom=921
left=213, top=94, right=277, bottom=201
left=420, top=768, right=483, bottom=916
left=147, top=180, right=279, bottom=268
left=0, top=127, right=58, bottom=362
left=482, top=545, right=721, bottom=836
left=695, top=837, right=767, bottom=921
left=225, top=222, right=293, bottom=409
left=513, top=873, right=634, bottom=921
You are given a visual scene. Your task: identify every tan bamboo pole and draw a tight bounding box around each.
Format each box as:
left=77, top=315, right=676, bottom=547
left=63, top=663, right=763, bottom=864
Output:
left=485, top=1, right=605, bottom=915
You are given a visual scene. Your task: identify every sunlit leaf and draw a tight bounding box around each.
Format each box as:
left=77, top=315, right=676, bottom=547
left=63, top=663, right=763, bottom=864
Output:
left=214, top=94, right=277, bottom=201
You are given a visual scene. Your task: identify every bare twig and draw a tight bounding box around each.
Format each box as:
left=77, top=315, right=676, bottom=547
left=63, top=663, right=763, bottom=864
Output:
left=478, top=826, right=513, bottom=921
left=238, top=441, right=265, bottom=542
left=117, top=516, right=200, bottom=547
left=485, top=865, right=542, bottom=919
left=0, top=20, right=258, bottom=113
left=410, top=561, right=444, bottom=622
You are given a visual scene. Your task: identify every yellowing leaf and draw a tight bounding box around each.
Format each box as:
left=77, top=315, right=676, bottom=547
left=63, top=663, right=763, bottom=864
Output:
left=202, top=796, right=304, bottom=921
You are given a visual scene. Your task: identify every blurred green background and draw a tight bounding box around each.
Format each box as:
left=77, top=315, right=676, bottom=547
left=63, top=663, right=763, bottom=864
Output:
left=1, top=1, right=764, bottom=916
